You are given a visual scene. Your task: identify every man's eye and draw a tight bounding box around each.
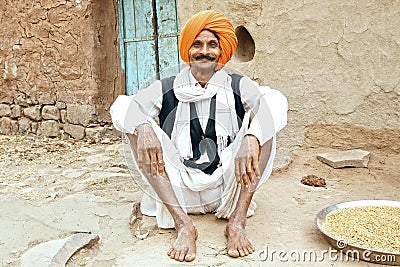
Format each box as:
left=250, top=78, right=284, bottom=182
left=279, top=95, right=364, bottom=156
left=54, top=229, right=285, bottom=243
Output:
left=192, top=42, right=200, bottom=48
left=209, top=42, right=218, bottom=48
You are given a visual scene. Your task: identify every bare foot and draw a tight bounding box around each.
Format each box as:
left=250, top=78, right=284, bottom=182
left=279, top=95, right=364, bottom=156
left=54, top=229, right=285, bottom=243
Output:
left=167, top=223, right=197, bottom=262
left=225, top=222, right=255, bottom=258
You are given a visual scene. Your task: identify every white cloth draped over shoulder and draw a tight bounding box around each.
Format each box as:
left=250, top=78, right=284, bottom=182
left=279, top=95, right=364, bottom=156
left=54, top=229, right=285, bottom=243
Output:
left=110, top=67, right=288, bottom=228
left=171, top=68, right=239, bottom=159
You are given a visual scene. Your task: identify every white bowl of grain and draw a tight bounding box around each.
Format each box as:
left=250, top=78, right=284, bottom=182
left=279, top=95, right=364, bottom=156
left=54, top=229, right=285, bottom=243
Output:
left=315, top=200, right=400, bottom=266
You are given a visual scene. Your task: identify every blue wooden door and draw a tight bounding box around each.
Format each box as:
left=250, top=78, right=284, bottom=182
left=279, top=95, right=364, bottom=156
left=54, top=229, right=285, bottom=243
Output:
left=118, top=0, right=180, bottom=95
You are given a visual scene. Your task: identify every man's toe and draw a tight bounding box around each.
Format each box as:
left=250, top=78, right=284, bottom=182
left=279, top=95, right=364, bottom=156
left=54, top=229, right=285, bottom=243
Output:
left=178, top=249, right=188, bottom=262
left=170, top=249, right=178, bottom=259
left=242, top=245, right=250, bottom=256
left=185, top=249, right=196, bottom=262
left=174, top=250, right=182, bottom=260
left=238, top=247, right=246, bottom=257
left=167, top=248, right=173, bottom=256
left=249, top=244, right=255, bottom=253
left=227, top=247, right=240, bottom=258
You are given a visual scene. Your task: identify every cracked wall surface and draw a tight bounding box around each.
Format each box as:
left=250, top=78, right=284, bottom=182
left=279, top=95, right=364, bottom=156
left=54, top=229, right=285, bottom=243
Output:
left=0, top=0, right=123, bottom=140
left=178, top=0, right=400, bottom=155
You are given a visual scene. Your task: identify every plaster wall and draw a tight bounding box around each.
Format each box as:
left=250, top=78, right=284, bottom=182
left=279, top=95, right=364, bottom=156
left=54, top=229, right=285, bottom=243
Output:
left=178, top=0, right=400, bottom=157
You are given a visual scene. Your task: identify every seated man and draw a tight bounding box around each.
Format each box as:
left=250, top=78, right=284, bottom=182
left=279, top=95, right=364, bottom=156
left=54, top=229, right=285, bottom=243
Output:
left=110, top=10, right=287, bottom=262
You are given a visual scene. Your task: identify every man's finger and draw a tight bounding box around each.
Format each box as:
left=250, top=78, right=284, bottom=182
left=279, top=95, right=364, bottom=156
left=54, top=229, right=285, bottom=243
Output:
left=239, top=160, right=249, bottom=187
left=234, top=158, right=242, bottom=185
left=149, top=149, right=158, bottom=178
left=141, top=147, right=151, bottom=175
left=252, top=156, right=261, bottom=179
left=246, top=160, right=254, bottom=184
left=157, top=150, right=165, bottom=176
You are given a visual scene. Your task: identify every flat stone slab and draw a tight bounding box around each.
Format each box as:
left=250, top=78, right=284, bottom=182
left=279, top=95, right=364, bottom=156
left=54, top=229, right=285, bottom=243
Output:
left=21, top=233, right=99, bottom=267
left=317, top=149, right=370, bottom=168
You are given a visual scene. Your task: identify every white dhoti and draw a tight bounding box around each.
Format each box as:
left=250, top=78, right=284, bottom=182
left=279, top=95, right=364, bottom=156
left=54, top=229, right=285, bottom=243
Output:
left=118, top=88, right=287, bottom=229
left=123, top=113, right=275, bottom=229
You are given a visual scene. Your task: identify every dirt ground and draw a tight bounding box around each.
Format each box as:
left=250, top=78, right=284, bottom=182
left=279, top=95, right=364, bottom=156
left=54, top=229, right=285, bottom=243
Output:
left=1, top=134, right=399, bottom=267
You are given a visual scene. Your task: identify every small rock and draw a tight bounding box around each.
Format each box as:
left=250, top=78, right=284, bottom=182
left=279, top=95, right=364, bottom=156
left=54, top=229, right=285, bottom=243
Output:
left=23, top=106, right=42, bottom=121
left=15, top=94, right=29, bottom=107
left=37, top=120, right=59, bottom=137
left=42, top=106, right=60, bottom=120
left=129, top=202, right=142, bottom=226
left=0, top=93, right=13, bottom=104
left=10, top=105, right=22, bottom=118
left=66, top=104, right=96, bottom=127
left=0, top=117, right=12, bottom=135
left=31, top=122, right=38, bottom=134
left=301, top=175, right=326, bottom=187
left=63, top=123, right=85, bottom=140
left=0, top=104, right=11, bottom=117
left=317, top=149, right=370, bottom=168
left=47, top=192, right=58, bottom=199
left=55, top=101, right=66, bottom=109
left=19, top=117, right=32, bottom=133
left=100, top=138, right=111, bottom=144
left=20, top=233, right=99, bottom=267
left=85, top=126, right=106, bottom=140
left=60, top=110, right=67, bottom=123
left=11, top=120, right=19, bottom=134
left=111, top=163, right=128, bottom=169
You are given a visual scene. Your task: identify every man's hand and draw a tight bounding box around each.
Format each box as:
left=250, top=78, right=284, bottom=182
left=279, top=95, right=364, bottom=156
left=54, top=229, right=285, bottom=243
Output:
left=234, top=135, right=261, bottom=188
left=136, top=123, right=165, bottom=178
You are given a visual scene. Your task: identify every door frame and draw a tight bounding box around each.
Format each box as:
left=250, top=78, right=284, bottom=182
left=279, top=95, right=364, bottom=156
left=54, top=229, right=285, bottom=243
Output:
left=117, top=0, right=180, bottom=95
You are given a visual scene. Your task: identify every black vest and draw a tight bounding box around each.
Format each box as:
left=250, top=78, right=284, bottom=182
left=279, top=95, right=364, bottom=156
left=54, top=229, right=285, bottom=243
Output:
left=159, top=74, right=245, bottom=174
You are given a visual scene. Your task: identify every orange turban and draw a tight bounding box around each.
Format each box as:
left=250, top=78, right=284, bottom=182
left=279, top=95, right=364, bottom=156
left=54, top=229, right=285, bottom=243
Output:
left=178, top=10, right=238, bottom=70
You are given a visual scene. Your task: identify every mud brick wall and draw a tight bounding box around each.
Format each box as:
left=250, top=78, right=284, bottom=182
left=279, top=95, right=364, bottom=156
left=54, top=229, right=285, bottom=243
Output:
left=0, top=0, right=123, bottom=140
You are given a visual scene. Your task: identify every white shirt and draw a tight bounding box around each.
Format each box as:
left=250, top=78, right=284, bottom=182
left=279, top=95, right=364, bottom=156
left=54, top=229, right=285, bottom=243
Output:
left=110, top=68, right=288, bottom=146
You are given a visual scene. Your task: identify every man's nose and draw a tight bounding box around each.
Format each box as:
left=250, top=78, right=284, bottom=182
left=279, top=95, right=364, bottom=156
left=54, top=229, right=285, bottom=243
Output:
left=200, top=43, right=209, bottom=54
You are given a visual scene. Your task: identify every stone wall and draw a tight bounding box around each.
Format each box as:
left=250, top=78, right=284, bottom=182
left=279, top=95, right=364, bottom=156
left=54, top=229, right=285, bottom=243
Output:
left=0, top=0, right=123, bottom=140
left=177, top=0, right=400, bottom=157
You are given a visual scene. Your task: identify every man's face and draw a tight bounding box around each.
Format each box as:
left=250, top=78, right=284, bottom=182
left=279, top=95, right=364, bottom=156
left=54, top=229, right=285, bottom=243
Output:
left=188, top=30, right=221, bottom=72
